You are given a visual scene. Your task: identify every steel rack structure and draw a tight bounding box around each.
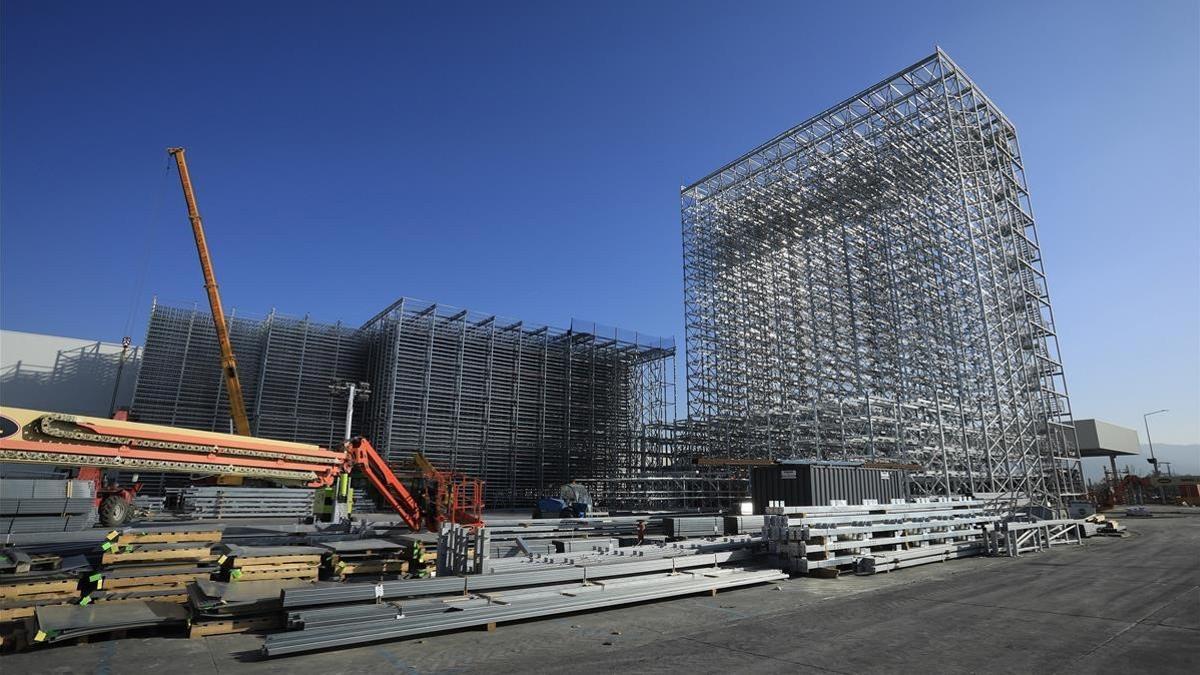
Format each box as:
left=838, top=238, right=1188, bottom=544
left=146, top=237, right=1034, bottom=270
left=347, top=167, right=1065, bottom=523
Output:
left=132, top=302, right=367, bottom=449
left=132, top=299, right=676, bottom=508
left=361, top=298, right=675, bottom=506
left=681, top=49, right=1082, bottom=510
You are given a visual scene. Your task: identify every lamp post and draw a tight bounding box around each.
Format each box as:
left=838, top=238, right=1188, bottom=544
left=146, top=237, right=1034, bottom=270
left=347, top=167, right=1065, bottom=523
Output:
left=1143, top=409, right=1168, bottom=503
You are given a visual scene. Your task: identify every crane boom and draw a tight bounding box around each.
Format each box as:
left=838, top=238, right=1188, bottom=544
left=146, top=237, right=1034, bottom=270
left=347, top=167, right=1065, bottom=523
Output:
left=167, top=147, right=251, bottom=436
left=0, top=406, right=487, bottom=531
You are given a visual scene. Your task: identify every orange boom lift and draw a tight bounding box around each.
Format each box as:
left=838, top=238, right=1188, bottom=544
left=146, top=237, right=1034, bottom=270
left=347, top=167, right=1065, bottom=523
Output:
left=0, top=406, right=483, bottom=530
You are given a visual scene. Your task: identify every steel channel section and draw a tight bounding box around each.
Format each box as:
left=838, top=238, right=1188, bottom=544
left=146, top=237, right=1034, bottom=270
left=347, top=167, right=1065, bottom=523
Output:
left=280, top=549, right=754, bottom=608
left=265, top=569, right=786, bottom=656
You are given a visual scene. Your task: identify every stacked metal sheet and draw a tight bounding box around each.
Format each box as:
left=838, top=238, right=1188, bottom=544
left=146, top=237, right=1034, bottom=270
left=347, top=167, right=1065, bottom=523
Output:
left=0, top=479, right=96, bottom=534
left=178, top=487, right=314, bottom=518
left=763, top=498, right=997, bottom=575
left=33, top=601, right=189, bottom=643
left=664, top=516, right=724, bottom=538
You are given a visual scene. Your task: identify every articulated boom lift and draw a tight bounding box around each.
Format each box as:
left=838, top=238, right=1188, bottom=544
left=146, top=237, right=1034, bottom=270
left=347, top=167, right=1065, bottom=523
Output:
left=0, top=406, right=483, bottom=529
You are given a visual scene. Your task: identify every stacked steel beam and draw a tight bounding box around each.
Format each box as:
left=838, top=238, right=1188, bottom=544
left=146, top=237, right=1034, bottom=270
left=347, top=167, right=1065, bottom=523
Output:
left=266, top=567, right=785, bottom=656
left=178, top=487, right=315, bottom=519
left=0, top=479, right=96, bottom=534
left=763, top=498, right=996, bottom=574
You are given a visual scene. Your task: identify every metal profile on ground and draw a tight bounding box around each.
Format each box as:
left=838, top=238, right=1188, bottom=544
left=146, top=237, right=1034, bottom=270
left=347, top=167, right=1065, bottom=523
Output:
left=264, top=567, right=787, bottom=656
left=281, top=545, right=757, bottom=608
left=763, top=498, right=997, bottom=574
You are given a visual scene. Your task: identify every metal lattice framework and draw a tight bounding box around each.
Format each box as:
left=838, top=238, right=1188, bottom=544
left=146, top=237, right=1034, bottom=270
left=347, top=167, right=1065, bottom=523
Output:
left=362, top=298, right=675, bottom=506
left=682, top=50, right=1082, bottom=509
left=132, top=302, right=364, bottom=449
left=132, top=299, right=676, bottom=507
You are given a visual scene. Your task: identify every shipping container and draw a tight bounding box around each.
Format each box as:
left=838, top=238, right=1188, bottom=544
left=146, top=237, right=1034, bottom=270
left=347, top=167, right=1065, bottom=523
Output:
left=749, top=464, right=910, bottom=514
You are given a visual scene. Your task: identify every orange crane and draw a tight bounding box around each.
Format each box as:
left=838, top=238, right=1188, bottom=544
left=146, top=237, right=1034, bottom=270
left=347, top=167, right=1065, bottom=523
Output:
left=0, top=406, right=484, bottom=529
left=166, top=147, right=251, bottom=436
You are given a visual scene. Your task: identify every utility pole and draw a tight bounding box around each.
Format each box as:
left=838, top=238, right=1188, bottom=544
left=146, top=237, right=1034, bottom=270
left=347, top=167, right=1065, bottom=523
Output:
left=107, top=336, right=132, bottom=417
left=1143, top=409, right=1168, bottom=503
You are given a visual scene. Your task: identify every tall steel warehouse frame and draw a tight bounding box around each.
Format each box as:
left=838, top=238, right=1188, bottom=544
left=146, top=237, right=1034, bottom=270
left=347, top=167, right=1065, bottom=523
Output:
left=681, top=49, right=1083, bottom=509
left=361, top=298, right=676, bottom=506
left=131, top=298, right=677, bottom=507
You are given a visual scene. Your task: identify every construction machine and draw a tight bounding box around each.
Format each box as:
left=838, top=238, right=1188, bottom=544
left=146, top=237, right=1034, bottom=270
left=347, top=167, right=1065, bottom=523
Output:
left=0, top=406, right=484, bottom=529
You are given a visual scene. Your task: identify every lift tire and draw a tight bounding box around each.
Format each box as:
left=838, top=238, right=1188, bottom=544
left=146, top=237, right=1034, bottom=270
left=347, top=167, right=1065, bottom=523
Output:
left=99, top=495, right=131, bottom=527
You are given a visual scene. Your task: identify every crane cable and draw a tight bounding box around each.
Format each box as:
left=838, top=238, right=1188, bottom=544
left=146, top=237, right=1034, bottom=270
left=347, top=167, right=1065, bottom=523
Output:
left=122, top=155, right=174, bottom=342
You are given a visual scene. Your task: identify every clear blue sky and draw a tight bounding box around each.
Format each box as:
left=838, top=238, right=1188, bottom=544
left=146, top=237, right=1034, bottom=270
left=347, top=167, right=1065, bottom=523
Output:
left=2, top=1, right=1197, bottom=444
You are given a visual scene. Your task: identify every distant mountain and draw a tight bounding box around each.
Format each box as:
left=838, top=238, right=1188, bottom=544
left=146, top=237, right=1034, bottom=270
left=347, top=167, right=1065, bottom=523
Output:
left=1081, top=443, right=1200, bottom=481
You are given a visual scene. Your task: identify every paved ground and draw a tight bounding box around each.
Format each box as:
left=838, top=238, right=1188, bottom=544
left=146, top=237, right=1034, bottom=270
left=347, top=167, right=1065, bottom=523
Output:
left=6, top=509, right=1197, bottom=674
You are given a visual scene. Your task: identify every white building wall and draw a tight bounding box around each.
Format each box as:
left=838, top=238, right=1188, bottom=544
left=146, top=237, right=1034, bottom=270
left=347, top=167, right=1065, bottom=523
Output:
left=0, top=329, right=141, bottom=416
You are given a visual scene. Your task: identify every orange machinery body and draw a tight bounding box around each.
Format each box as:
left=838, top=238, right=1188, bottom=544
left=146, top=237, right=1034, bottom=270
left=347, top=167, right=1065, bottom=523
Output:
left=0, top=406, right=482, bottom=531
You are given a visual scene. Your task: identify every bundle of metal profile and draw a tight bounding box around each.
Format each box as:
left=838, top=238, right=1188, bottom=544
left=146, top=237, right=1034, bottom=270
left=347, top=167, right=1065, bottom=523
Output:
left=179, top=487, right=315, bottom=518
left=131, top=495, right=167, bottom=511
left=0, top=479, right=97, bottom=533
left=762, top=498, right=996, bottom=574
left=286, top=602, right=404, bottom=629
left=552, top=538, right=617, bottom=553
left=664, top=516, right=724, bottom=538
left=0, top=479, right=95, bottom=500
left=281, top=548, right=756, bottom=608
left=0, top=514, right=97, bottom=534
left=481, top=535, right=759, bottom=573
left=0, top=497, right=95, bottom=516
left=33, top=601, right=189, bottom=643
left=855, top=541, right=987, bottom=575
left=265, top=567, right=786, bottom=656
left=723, top=515, right=765, bottom=535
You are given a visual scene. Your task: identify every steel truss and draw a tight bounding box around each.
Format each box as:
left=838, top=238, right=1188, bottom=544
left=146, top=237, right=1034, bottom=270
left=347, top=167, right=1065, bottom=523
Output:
left=681, top=49, right=1082, bottom=510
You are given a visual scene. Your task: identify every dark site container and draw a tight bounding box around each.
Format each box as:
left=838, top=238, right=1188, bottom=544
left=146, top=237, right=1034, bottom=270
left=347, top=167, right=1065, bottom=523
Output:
left=750, top=464, right=911, bottom=514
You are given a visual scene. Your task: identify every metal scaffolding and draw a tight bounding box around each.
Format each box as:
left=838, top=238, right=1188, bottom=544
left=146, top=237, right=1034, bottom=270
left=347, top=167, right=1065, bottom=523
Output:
left=131, top=299, right=676, bottom=507
left=362, top=298, right=675, bottom=506
left=132, top=302, right=364, bottom=449
left=681, top=49, right=1083, bottom=510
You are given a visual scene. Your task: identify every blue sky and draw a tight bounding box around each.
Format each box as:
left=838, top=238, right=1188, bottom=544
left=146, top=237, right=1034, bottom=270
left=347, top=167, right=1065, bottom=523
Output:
left=2, top=1, right=1197, bottom=445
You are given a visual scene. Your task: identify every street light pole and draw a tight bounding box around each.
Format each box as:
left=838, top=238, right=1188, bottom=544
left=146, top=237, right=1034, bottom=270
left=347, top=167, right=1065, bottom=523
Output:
left=1143, top=409, right=1168, bottom=475
left=1143, top=409, right=1168, bottom=503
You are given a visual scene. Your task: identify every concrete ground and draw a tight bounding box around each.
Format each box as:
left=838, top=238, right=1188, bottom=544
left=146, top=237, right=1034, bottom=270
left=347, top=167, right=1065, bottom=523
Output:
left=5, top=509, right=1197, bottom=674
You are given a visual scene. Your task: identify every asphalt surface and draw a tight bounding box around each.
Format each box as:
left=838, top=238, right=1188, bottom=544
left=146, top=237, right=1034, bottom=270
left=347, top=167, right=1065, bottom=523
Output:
left=4, top=509, right=1197, bottom=674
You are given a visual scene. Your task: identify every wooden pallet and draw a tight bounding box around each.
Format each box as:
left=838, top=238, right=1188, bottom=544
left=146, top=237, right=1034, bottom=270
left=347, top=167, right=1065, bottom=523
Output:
left=188, top=614, right=283, bottom=638
left=107, top=529, right=222, bottom=545
left=226, top=563, right=319, bottom=582
left=102, top=546, right=215, bottom=565
left=0, top=578, right=78, bottom=600
left=332, top=559, right=408, bottom=578
left=220, top=554, right=322, bottom=568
